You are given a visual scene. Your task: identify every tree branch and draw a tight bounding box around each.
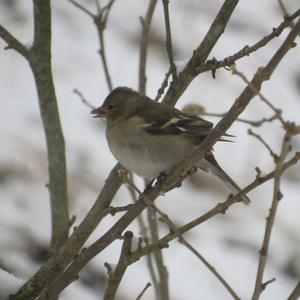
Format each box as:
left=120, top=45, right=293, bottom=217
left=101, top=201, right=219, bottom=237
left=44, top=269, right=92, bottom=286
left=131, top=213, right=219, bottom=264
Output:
left=163, top=0, right=239, bottom=105
left=127, top=152, right=300, bottom=264
left=67, top=0, right=116, bottom=92
left=251, top=133, right=293, bottom=299
left=29, top=0, right=70, bottom=253
left=138, top=0, right=158, bottom=94
left=102, top=231, right=133, bottom=300
left=287, top=280, right=300, bottom=300
left=195, top=8, right=300, bottom=76
left=151, top=204, right=241, bottom=300
left=161, top=0, right=177, bottom=81
left=0, top=24, right=31, bottom=59
left=10, top=164, right=122, bottom=300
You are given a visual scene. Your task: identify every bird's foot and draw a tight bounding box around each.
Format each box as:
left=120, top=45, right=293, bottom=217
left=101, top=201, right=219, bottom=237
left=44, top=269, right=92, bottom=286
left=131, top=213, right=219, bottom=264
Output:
left=187, top=166, right=198, bottom=176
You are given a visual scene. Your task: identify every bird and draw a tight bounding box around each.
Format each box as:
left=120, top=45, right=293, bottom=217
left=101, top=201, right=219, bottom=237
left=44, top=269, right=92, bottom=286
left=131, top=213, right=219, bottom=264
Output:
left=91, top=87, right=250, bottom=205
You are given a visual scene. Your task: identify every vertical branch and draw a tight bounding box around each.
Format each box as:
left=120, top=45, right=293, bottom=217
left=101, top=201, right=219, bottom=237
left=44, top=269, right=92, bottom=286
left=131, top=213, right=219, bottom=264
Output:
left=137, top=2, right=167, bottom=298
left=68, top=0, right=116, bottom=92
left=30, top=0, right=69, bottom=252
left=251, top=133, right=291, bottom=300
left=161, top=0, right=177, bottom=81
left=147, top=208, right=169, bottom=300
left=94, top=0, right=116, bottom=92
left=103, top=231, right=133, bottom=300
left=125, top=177, right=160, bottom=299
left=138, top=0, right=158, bottom=94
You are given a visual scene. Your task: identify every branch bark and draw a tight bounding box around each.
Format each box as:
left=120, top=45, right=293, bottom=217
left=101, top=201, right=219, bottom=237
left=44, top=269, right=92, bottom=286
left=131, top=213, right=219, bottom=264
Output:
left=30, top=0, right=69, bottom=252
left=138, top=0, right=158, bottom=94
left=163, top=0, right=239, bottom=105
left=0, top=0, right=70, bottom=253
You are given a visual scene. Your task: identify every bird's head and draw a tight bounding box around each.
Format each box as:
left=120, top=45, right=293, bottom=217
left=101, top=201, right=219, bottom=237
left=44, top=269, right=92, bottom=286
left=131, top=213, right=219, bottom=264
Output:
left=91, top=87, right=142, bottom=122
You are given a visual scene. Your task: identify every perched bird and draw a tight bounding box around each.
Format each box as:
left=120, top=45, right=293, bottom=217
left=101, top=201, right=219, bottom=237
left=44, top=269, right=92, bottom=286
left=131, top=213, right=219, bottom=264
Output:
left=92, top=87, right=250, bottom=205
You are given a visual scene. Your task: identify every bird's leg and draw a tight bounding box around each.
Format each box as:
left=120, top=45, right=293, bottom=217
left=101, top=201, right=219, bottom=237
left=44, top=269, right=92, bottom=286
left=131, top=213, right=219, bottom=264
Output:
left=187, top=166, right=198, bottom=176
left=156, top=171, right=167, bottom=185
left=144, top=178, right=156, bottom=193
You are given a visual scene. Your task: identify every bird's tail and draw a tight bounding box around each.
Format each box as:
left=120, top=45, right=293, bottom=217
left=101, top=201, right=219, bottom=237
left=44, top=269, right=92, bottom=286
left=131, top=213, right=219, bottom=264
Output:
left=205, top=153, right=250, bottom=205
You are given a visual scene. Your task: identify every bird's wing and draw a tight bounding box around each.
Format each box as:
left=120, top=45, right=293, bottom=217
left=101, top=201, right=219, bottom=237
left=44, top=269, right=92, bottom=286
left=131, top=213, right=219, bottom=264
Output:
left=133, top=101, right=214, bottom=136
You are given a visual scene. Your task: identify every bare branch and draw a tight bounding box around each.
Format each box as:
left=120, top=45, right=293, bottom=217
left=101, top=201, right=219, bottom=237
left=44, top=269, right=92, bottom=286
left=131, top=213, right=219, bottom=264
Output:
left=154, top=68, right=172, bottom=101
left=161, top=0, right=177, bottom=81
left=248, top=129, right=278, bottom=162
left=199, top=112, right=278, bottom=127
left=147, top=208, right=169, bottom=300
left=138, top=0, right=158, bottom=94
left=230, top=64, right=286, bottom=125
left=67, top=0, right=94, bottom=17
left=287, top=280, right=300, bottom=300
left=195, top=9, right=300, bottom=76
left=136, top=282, right=152, bottom=300
left=151, top=205, right=241, bottom=300
left=67, top=0, right=116, bottom=91
left=12, top=164, right=122, bottom=300
left=0, top=24, right=31, bottom=59
left=128, top=151, right=300, bottom=264
left=73, top=88, right=96, bottom=110
left=30, top=0, right=70, bottom=253
left=163, top=0, right=239, bottom=105
left=251, top=133, right=292, bottom=300
left=103, top=231, right=133, bottom=300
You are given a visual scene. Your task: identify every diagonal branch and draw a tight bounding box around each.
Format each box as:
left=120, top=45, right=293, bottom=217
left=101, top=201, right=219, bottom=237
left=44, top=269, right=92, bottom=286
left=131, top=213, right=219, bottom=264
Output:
left=163, top=0, right=239, bottom=105
left=102, top=231, right=133, bottom=300
left=0, top=24, right=31, bottom=59
left=195, top=8, right=300, bottom=76
left=127, top=151, right=300, bottom=263
left=287, top=280, right=300, bottom=300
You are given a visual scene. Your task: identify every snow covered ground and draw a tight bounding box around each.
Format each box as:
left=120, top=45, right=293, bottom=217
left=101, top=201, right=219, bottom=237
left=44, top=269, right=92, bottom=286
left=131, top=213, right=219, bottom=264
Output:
left=0, top=1, right=299, bottom=299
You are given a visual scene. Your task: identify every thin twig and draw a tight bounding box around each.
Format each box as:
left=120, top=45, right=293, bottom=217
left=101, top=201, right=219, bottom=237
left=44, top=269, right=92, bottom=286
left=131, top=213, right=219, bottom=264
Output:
left=151, top=204, right=241, bottom=300
left=73, top=88, right=95, bottom=110
left=103, top=231, right=133, bottom=300
left=195, top=9, right=300, bottom=77
left=251, top=132, right=292, bottom=300
left=199, top=112, right=278, bottom=127
left=161, top=0, right=177, bottom=81
left=147, top=208, right=169, bottom=300
left=287, top=280, right=300, bottom=300
left=155, top=68, right=172, bottom=101
left=123, top=173, right=160, bottom=297
left=163, top=0, right=239, bottom=105
left=138, top=0, right=158, bottom=94
left=94, top=1, right=116, bottom=92
left=136, top=282, right=152, bottom=300
left=230, top=64, right=286, bottom=126
left=248, top=129, right=278, bottom=162
left=67, top=0, right=115, bottom=92
left=0, top=24, right=31, bottom=59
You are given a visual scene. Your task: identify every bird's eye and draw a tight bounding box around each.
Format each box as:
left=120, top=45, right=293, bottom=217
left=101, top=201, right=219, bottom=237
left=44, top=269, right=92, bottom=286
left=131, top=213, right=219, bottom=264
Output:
left=107, top=104, right=114, bottom=110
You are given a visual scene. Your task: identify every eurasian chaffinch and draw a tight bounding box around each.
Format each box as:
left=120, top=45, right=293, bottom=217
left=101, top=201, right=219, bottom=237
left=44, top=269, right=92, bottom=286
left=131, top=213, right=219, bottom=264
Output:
left=92, top=87, right=250, bottom=205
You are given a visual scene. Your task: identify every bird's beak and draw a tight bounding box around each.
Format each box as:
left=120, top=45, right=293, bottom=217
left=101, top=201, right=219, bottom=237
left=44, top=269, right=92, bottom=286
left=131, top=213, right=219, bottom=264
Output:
left=91, top=106, right=108, bottom=118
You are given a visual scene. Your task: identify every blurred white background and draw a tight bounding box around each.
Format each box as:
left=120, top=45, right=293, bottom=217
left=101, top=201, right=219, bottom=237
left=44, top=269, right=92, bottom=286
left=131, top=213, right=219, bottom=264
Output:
left=0, top=0, right=300, bottom=299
